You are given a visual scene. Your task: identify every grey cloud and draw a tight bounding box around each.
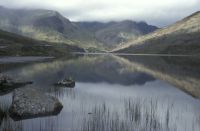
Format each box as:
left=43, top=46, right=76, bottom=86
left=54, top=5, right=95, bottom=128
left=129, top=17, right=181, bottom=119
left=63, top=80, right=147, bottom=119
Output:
left=0, top=0, right=200, bottom=27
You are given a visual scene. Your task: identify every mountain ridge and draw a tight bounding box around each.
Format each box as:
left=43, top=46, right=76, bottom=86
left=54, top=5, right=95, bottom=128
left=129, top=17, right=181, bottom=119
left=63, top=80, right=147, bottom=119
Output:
left=0, top=6, right=158, bottom=50
left=113, top=11, right=200, bottom=55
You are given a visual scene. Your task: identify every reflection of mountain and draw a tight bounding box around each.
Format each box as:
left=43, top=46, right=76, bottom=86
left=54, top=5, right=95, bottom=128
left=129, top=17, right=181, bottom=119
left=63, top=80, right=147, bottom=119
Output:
left=3, top=55, right=200, bottom=98
left=117, top=55, right=200, bottom=98
left=5, top=55, right=155, bottom=86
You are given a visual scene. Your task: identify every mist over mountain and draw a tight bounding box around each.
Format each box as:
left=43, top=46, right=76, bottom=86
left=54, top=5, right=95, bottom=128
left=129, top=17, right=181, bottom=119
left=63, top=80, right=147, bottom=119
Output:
left=0, top=6, right=158, bottom=50
left=0, top=5, right=199, bottom=55
left=0, top=6, right=96, bottom=49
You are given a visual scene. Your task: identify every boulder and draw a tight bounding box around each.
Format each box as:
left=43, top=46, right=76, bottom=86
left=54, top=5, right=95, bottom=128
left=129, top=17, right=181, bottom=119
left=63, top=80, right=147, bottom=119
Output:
left=9, top=88, right=63, bottom=121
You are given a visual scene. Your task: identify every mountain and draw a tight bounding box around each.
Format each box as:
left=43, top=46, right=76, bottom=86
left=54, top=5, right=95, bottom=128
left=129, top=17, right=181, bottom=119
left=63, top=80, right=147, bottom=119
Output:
left=0, top=29, right=84, bottom=56
left=0, top=6, right=99, bottom=49
left=113, top=11, right=200, bottom=55
left=75, top=21, right=158, bottom=48
left=0, top=6, right=158, bottom=50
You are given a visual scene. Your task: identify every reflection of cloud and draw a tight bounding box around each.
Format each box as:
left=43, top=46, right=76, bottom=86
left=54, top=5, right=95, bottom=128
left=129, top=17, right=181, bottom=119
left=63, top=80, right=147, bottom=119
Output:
left=0, top=0, right=200, bottom=27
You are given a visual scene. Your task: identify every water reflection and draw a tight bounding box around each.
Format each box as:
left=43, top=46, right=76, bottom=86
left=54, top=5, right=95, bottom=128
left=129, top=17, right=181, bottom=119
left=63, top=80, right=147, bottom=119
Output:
left=2, top=55, right=155, bottom=89
left=0, top=54, right=199, bottom=131
left=119, top=55, right=200, bottom=98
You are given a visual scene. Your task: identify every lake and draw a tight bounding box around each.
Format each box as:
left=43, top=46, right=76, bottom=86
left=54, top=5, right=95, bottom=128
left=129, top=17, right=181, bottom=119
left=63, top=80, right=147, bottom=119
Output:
left=0, top=54, right=200, bottom=131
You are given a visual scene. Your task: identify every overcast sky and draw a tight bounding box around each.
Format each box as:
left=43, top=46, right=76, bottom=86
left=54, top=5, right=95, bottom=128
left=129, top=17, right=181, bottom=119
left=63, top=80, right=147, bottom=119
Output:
left=0, top=0, right=200, bottom=27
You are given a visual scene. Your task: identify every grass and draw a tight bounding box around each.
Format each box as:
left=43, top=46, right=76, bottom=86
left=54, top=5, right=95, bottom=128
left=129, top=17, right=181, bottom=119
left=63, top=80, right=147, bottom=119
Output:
left=81, top=99, right=177, bottom=131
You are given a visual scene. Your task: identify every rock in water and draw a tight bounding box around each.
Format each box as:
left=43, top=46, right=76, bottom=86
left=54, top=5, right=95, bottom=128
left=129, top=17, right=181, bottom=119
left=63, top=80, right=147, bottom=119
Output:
left=9, top=88, right=63, bottom=121
left=54, top=78, right=75, bottom=88
left=0, top=75, right=33, bottom=95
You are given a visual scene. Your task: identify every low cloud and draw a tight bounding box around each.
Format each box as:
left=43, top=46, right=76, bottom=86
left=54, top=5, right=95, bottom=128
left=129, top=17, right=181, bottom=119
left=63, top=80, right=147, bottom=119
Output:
left=0, top=0, right=200, bottom=27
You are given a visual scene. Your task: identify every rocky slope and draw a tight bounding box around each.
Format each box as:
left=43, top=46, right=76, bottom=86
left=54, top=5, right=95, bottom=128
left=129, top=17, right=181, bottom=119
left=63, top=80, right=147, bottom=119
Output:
left=113, top=11, right=200, bottom=55
left=76, top=21, right=157, bottom=48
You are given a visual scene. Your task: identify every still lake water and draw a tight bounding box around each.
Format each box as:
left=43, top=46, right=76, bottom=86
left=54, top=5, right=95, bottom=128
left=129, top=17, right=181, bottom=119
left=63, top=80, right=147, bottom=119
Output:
left=0, top=54, right=200, bottom=131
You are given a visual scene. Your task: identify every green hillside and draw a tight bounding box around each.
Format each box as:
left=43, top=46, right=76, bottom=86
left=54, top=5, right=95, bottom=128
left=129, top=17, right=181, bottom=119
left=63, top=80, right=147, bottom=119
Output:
left=0, top=29, right=84, bottom=56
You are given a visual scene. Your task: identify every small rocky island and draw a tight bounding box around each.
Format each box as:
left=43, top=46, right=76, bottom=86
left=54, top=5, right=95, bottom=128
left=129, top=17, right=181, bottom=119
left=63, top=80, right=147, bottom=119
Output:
left=9, top=88, right=63, bottom=121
